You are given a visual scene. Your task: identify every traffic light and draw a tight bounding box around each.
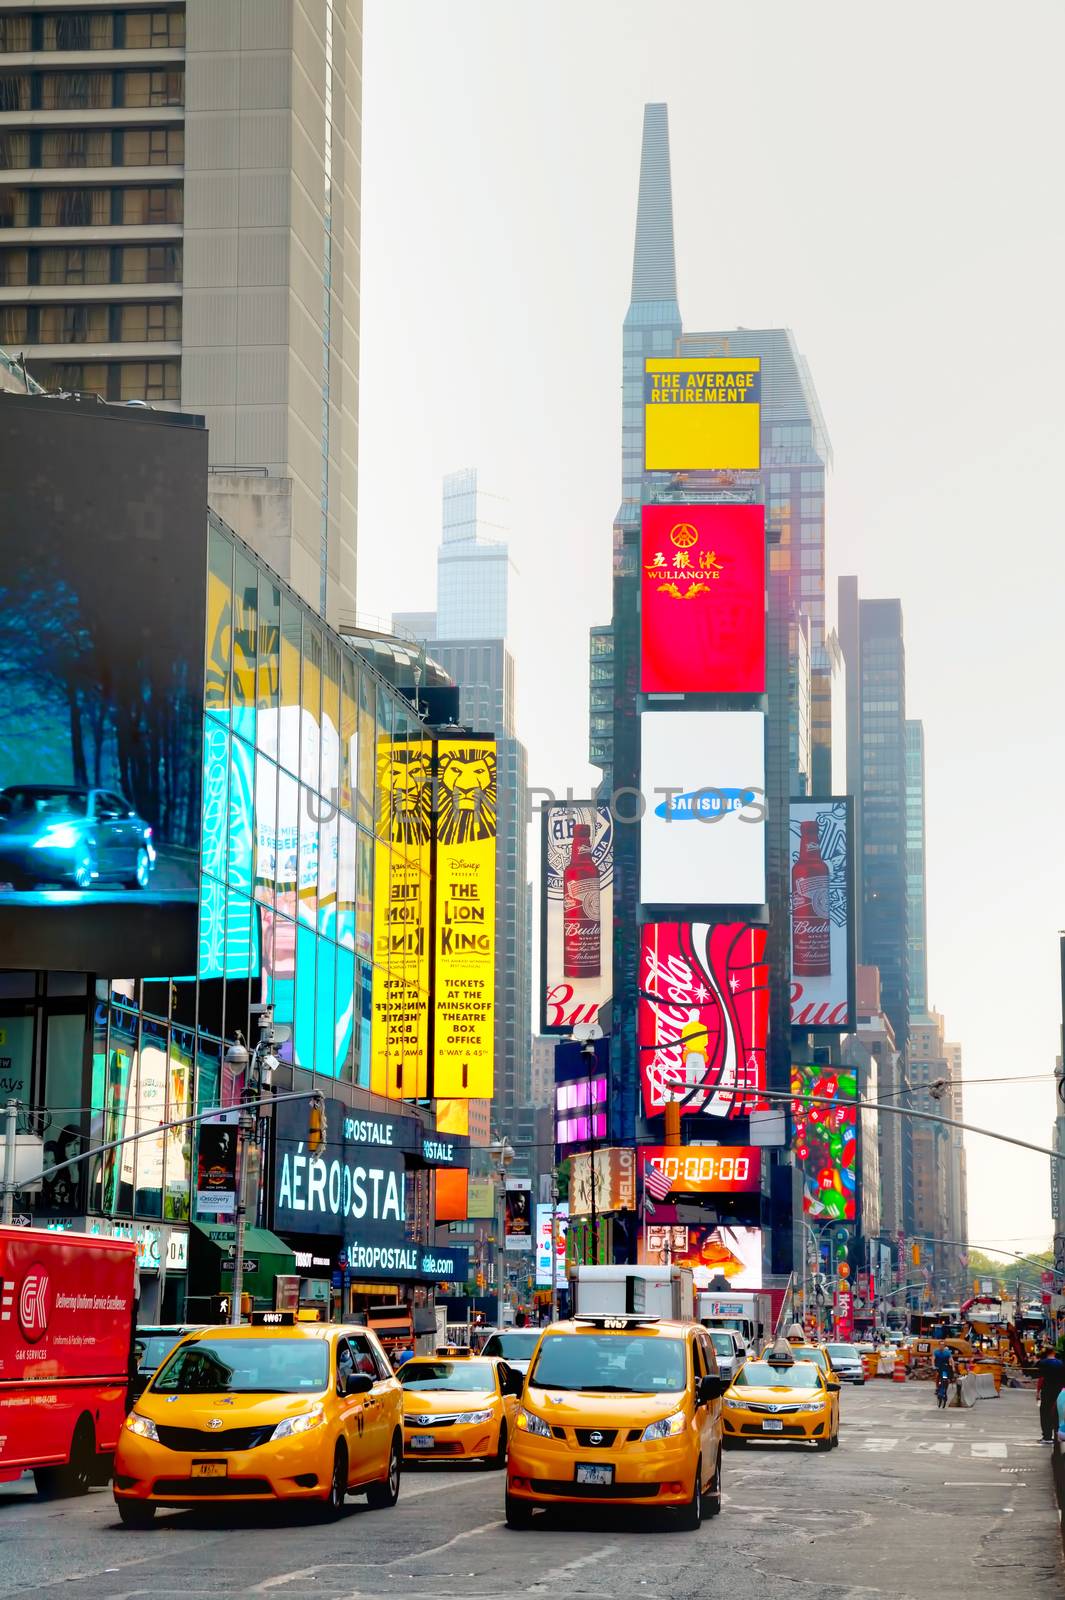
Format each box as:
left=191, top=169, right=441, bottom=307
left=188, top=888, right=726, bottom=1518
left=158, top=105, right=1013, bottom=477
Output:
left=308, top=1094, right=327, bottom=1155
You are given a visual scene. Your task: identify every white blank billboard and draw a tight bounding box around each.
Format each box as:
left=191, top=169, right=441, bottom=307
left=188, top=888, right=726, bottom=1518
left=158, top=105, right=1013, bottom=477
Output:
left=640, top=711, right=766, bottom=906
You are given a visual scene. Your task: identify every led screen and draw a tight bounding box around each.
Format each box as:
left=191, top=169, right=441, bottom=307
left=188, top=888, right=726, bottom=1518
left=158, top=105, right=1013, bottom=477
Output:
left=432, top=738, right=497, bottom=1098
left=789, top=798, right=854, bottom=1030
left=639, top=922, right=768, bottom=1119
left=540, top=800, right=613, bottom=1034
left=644, top=357, right=761, bottom=471
left=0, top=395, right=207, bottom=971
left=640, top=711, right=766, bottom=906
left=535, top=1201, right=569, bottom=1287
left=639, top=1145, right=761, bottom=1196
left=371, top=739, right=431, bottom=1099
left=639, top=1220, right=763, bottom=1289
left=641, top=505, right=766, bottom=693
left=791, top=1064, right=857, bottom=1221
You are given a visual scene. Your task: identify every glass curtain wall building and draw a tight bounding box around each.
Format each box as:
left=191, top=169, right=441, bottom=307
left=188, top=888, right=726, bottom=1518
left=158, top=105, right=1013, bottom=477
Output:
left=905, top=719, right=928, bottom=1020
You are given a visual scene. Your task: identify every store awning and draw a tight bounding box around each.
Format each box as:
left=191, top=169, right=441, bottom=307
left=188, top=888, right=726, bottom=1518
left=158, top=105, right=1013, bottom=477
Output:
left=191, top=1222, right=296, bottom=1303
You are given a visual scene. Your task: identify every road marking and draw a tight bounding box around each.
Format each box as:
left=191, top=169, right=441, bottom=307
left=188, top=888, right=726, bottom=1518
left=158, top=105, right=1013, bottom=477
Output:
left=971, top=1441, right=1008, bottom=1458
left=386, top=1518, right=504, bottom=1565
left=526, top=1545, right=621, bottom=1589
left=942, top=1481, right=1027, bottom=1488
left=861, top=1437, right=899, bottom=1451
left=914, top=1441, right=954, bottom=1455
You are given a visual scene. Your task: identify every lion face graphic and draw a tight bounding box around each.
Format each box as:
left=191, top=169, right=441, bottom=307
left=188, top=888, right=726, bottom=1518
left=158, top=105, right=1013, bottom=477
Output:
left=435, top=748, right=497, bottom=845
left=376, top=744, right=432, bottom=845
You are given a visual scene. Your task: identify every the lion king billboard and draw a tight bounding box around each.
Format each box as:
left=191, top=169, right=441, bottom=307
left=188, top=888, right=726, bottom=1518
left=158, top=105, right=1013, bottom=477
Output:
left=371, top=738, right=432, bottom=1099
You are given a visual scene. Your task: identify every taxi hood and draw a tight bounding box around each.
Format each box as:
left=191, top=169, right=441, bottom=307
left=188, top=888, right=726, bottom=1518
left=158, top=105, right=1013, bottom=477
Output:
left=727, top=1383, right=822, bottom=1405
left=400, top=1389, right=497, bottom=1414
left=136, top=1390, right=329, bottom=1427
left=525, top=1384, right=688, bottom=1425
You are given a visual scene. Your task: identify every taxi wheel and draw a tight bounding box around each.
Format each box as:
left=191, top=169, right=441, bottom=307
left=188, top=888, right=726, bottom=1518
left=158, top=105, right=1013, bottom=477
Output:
left=489, top=1423, right=508, bottom=1470
left=704, top=1450, right=722, bottom=1518
left=505, top=1488, right=534, bottom=1529
left=321, top=1443, right=347, bottom=1519
left=832, top=1431, right=841, bottom=1449
left=117, top=1500, right=156, bottom=1529
left=815, top=1435, right=833, bottom=1451
left=676, top=1456, right=703, bottom=1531
left=366, top=1432, right=402, bottom=1509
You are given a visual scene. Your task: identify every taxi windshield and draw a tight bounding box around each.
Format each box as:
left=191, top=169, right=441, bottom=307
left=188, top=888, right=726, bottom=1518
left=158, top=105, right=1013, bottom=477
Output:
left=479, top=1332, right=539, bottom=1360
left=136, top=1334, right=190, bottom=1372
left=397, top=1360, right=496, bottom=1391
left=528, top=1333, right=687, bottom=1394
left=152, top=1338, right=329, bottom=1395
left=789, top=1347, right=827, bottom=1370
left=735, top=1361, right=821, bottom=1388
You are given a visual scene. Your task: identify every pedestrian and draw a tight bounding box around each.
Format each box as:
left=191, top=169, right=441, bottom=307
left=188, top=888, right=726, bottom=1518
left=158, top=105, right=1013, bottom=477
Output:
left=1036, top=1344, right=1065, bottom=1442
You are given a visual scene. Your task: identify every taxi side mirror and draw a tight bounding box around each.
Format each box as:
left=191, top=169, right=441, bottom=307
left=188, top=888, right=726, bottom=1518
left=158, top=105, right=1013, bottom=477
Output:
left=501, top=1365, right=524, bottom=1397
left=825, top=1378, right=842, bottom=1393
left=339, top=1370, right=374, bottom=1397
left=697, top=1374, right=727, bottom=1404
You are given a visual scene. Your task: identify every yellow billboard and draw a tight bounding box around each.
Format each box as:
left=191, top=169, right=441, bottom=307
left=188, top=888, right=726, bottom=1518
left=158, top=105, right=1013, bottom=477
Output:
left=644, top=357, right=761, bottom=471
left=371, top=739, right=432, bottom=1099
left=432, top=739, right=497, bottom=1099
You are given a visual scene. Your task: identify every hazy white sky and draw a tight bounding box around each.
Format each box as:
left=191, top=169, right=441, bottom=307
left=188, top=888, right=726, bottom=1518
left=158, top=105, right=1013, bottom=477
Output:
left=357, top=0, right=1065, bottom=1259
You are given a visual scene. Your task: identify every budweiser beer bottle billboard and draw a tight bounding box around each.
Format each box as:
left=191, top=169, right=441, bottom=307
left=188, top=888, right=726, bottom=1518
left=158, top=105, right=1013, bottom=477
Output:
left=563, top=823, right=600, bottom=978
left=791, top=820, right=830, bottom=978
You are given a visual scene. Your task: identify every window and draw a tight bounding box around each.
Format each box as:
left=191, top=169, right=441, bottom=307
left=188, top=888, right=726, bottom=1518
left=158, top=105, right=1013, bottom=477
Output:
left=122, top=185, right=182, bottom=224
left=0, top=248, right=28, bottom=285
left=123, top=69, right=183, bottom=107
left=125, top=10, right=186, bottom=48
left=40, top=188, right=110, bottom=226
left=0, top=306, right=27, bottom=344
left=0, top=17, right=32, bottom=50
left=800, top=547, right=822, bottom=571
left=118, top=359, right=179, bottom=401
left=800, top=497, right=823, bottom=517
left=119, top=302, right=180, bottom=341
left=38, top=303, right=108, bottom=343
left=39, top=246, right=109, bottom=285
left=119, top=243, right=182, bottom=283
left=0, top=190, right=29, bottom=228
left=123, top=126, right=183, bottom=166
left=41, top=71, right=114, bottom=109
left=42, top=130, right=111, bottom=168
left=0, top=131, right=29, bottom=168
left=44, top=14, right=114, bottom=50
left=0, top=74, right=30, bottom=111
left=31, top=360, right=107, bottom=393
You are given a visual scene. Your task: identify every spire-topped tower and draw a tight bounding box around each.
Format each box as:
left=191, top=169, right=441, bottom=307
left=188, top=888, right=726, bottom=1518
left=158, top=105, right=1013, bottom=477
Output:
left=621, top=103, right=682, bottom=515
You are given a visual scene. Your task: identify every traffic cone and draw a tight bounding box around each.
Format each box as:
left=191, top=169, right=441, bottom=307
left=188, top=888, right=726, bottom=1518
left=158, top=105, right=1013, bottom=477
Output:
left=892, top=1363, right=907, bottom=1383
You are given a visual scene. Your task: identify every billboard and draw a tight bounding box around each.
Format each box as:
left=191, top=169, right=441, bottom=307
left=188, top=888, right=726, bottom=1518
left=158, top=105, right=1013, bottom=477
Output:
left=569, top=1147, right=637, bottom=1216
left=789, top=798, right=854, bottom=1030
left=791, top=1064, right=857, bottom=1222
left=535, top=1201, right=569, bottom=1286
left=641, top=505, right=766, bottom=694
left=195, top=1111, right=240, bottom=1217
left=371, top=738, right=432, bottom=1099
left=639, top=922, right=768, bottom=1119
left=639, top=1218, right=763, bottom=1289
left=503, top=1177, right=532, bottom=1250
left=0, top=394, right=207, bottom=971
left=639, top=1145, right=761, bottom=1197
left=640, top=711, right=766, bottom=906
left=644, top=357, right=761, bottom=471
left=540, top=800, right=613, bottom=1034
left=432, top=738, right=497, bottom=1098
left=272, top=1095, right=408, bottom=1245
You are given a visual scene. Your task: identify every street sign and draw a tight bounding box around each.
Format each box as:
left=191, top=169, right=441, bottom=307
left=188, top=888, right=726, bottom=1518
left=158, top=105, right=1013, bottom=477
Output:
left=222, top=1256, right=259, bottom=1274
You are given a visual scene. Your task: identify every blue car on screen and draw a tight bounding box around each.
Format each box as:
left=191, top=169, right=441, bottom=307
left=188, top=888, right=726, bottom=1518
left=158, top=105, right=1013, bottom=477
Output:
left=0, top=785, right=157, bottom=891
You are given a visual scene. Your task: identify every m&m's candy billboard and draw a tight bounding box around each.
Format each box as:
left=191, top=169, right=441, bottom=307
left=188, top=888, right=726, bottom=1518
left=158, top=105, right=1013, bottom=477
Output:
left=791, top=1063, right=857, bottom=1222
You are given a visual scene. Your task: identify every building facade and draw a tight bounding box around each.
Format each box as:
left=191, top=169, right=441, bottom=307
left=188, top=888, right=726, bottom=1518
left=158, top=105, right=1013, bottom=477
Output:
left=905, top=719, right=929, bottom=1019
left=0, top=0, right=361, bottom=625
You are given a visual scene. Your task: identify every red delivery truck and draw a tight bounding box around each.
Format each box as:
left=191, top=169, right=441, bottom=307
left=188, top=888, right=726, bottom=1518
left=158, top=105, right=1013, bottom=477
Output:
left=0, top=1227, right=137, bottom=1496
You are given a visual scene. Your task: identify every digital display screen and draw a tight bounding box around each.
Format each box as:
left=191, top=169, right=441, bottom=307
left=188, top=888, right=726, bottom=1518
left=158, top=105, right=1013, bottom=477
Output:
left=639, top=1145, right=761, bottom=1195
left=540, top=800, right=613, bottom=1035
left=644, top=357, right=761, bottom=471
left=791, top=1064, right=857, bottom=1221
left=789, top=798, right=854, bottom=1030
left=641, top=505, right=765, bottom=694
left=555, top=1075, right=608, bottom=1147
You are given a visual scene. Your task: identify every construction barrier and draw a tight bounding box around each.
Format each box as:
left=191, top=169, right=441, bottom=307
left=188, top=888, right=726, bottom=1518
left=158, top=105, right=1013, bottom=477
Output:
left=955, top=1372, right=999, bottom=1406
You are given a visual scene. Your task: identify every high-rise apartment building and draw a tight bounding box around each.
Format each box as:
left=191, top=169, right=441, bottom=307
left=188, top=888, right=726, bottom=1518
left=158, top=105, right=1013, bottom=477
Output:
left=905, top=720, right=929, bottom=1019
left=393, top=476, right=531, bottom=1138
left=0, top=0, right=361, bottom=626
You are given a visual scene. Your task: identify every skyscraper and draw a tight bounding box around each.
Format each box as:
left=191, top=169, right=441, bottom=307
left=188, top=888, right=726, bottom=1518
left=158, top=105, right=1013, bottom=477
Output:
left=905, top=720, right=929, bottom=1020
left=0, top=1, right=362, bottom=626
left=437, top=468, right=514, bottom=639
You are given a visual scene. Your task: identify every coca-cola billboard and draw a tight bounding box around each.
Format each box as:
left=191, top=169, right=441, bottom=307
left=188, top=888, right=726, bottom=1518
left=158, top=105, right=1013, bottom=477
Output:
left=540, top=800, right=613, bottom=1034
left=789, top=798, right=854, bottom=1030
left=638, top=922, right=768, bottom=1119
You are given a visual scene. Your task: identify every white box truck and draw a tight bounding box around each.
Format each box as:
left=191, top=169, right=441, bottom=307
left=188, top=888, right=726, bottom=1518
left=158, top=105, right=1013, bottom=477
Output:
left=571, top=1264, right=695, bottom=1320
left=695, top=1290, right=773, bottom=1352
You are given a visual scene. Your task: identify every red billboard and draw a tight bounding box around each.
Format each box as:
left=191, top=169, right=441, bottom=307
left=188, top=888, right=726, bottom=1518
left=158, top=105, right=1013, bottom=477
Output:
left=638, top=922, right=768, bottom=1119
left=640, top=504, right=765, bottom=694
left=639, top=1145, right=760, bottom=1196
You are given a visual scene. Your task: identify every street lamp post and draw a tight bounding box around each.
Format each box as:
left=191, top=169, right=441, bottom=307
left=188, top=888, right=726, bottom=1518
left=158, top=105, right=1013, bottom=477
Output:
left=224, top=1006, right=282, bottom=1327
left=490, top=1136, right=515, bottom=1329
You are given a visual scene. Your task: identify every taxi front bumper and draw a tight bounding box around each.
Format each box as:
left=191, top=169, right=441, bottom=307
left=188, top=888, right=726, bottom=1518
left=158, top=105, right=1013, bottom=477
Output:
left=507, top=1429, right=698, bottom=1506
left=402, top=1412, right=502, bottom=1460
left=721, top=1402, right=828, bottom=1442
left=113, top=1426, right=337, bottom=1504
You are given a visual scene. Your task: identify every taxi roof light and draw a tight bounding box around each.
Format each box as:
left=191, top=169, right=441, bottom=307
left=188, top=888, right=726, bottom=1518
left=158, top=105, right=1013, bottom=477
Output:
left=250, top=1310, right=298, bottom=1327
left=572, top=1314, right=661, bottom=1328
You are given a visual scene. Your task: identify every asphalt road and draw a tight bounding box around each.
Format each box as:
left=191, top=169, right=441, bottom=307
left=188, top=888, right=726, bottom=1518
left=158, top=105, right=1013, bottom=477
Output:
left=0, top=1382, right=1059, bottom=1600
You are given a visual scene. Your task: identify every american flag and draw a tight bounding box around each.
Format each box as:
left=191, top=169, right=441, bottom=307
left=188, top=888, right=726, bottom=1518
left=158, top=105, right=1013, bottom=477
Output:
left=644, top=1159, right=673, bottom=1202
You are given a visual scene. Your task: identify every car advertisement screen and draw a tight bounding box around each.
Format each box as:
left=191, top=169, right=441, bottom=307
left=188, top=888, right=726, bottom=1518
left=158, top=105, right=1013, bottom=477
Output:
left=640, top=711, right=766, bottom=906
left=644, top=357, right=761, bottom=471
left=540, top=800, right=613, bottom=1034
left=789, top=798, right=854, bottom=1030
left=0, top=394, right=207, bottom=971
left=792, top=1064, right=857, bottom=1222
left=638, top=1218, right=763, bottom=1289
left=641, top=505, right=765, bottom=694
left=638, top=922, right=768, bottom=1120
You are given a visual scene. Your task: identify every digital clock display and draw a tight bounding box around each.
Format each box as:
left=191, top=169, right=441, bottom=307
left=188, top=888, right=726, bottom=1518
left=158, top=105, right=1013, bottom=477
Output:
left=639, top=1145, right=761, bottom=1195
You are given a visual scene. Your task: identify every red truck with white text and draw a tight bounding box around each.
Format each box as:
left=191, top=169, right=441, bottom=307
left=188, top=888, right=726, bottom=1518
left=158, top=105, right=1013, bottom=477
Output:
left=0, top=1227, right=137, bottom=1495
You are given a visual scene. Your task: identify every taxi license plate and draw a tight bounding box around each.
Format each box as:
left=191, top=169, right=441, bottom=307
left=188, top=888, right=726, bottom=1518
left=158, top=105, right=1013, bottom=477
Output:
left=410, top=1435, right=436, bottom=1450
left=761, top=1419, right=784, bottom=1432
left=191, top=1460, right=228, bottom=1478
left=576, top=1462, right=614, bottom=1486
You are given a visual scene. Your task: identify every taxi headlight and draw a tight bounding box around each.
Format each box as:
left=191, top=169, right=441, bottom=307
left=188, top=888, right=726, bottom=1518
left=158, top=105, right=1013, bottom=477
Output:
left=805, top=1397, right=826, bottom=1410
left=454, top=1409, right=494, bottom=1425
left=516, top=1406, right=551, bottom=1437
left=641, top=1410, right=687, bottom=1441
left=125, top=1412, right=159, bottom=1441
left=722, top=1396, right=743, bottom=1410
left=271, top=1404, right=326, bottom=1441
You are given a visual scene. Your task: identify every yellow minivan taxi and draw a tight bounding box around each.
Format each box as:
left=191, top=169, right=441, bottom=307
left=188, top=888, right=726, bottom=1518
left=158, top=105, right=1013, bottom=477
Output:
left=398, top=1353, right=522, bottom=1465
left=113, top=1313, right=403, bottom=1527
left=723, top=1351, right=840, bottom=1449
left=505, top=1314, right=727, bottom=1530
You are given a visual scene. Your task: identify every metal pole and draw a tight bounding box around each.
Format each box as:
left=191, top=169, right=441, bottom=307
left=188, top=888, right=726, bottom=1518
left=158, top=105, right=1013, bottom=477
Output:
left=496, top=1166, right=506, bottom=1330
left=549, top=1173, right=558, bottom=1324
left=1, top=1100, right=17, bottom=1226
left=229, top=1112, right=253, bottom=1326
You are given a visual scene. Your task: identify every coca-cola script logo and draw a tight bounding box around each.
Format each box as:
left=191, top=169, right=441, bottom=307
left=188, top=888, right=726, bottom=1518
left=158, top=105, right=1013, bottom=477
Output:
left=638, top=923, right=768, bottom=1118
left=18, top=1265, right=50, bottom=1343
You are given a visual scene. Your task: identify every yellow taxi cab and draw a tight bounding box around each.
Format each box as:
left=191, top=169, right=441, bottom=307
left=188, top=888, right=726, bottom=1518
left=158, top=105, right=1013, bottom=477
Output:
left=505, top=1313, right=727, bottom=1530
left=723, top=1340, right=840, bottom=1450
left=113, top=1311, right=403, bottom=1527
left=398, top=1352, right=522, bottom=1466
left=764, top=1341, right=836, bottom=1380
